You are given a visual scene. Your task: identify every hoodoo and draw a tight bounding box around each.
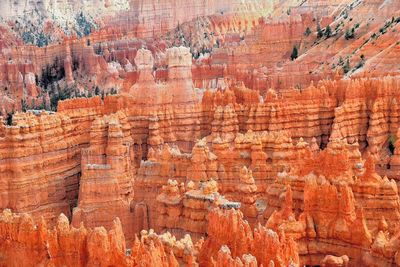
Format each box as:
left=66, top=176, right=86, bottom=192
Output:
left=0, top=0, right=400, bottom=266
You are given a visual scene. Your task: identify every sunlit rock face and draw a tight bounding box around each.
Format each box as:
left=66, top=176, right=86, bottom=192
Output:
left=0, top=0, right=400, bottom=266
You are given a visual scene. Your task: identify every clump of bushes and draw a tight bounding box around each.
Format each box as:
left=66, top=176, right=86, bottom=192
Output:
left=75, top=12, right=96, bottom=37
left=21, top=30, right=50, bottom=47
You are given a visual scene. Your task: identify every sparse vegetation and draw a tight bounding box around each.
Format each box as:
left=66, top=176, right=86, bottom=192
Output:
left=21, top=30, right=50, bottom=47
left=379, top=19, right=396, bottom=35
left=21, top=99, right=28, bottom=112
left=37, top=32, right=49, bottom=47
left=343, top=58, right=350, bottom=74
left=291, top=46, right=298, bottom=60
left=6, top=112, right=13, bottom=126
left=325, top=25, right=332, bottom=38
left=94, top=45, right=103, bottom=55
left=49, top=85, right=75, bottom=111
left=317, top=24, right=323, bottom=38
left=94, top=86, right=100, bottom=96
left=355, top=54, right=365, bottom=70
left=304, top=27, right=311, bottom=36
left=110, top=88, right=118, bottom=95
left=343, top=10, right=348, bottom=19
left=75, top=12, right=96, bottom=37
left=338, top=57, right=344, bottom=66
left=389, top=135, right=396, bottom=155
left=39, top=57, right=65, bottom=90
left=345, top=28, right=355, bottom=40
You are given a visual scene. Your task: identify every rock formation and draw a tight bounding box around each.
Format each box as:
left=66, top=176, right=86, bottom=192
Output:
left=199, top=208, right=299, bottom=267
left=0, top=208, right=180, bottom=267
left=72, top=112, right=136, bottom=240
left=0, top=1, right=400, bottom=266
left=156, top=178, right=240, bottom=241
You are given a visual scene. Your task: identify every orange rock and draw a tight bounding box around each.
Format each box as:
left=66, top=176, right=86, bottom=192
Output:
left=199, top=208, right=299, bottom=267
left=71, top=112, right=136, bottom=241
left=0, top=1, right=400, bottom=264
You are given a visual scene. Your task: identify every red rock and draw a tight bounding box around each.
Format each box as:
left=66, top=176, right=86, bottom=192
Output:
left=0, top=1, right=399, bottom=265
left=199, top=208, right=299, bottom=267
left=321, top=255, right=349, bottom=267
left=71, top=112, right=136, bottom=241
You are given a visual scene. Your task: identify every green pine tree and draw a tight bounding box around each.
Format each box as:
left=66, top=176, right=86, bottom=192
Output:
left=291, top=46, right=298, bottom=60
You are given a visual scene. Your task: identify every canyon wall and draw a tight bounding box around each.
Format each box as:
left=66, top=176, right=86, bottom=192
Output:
left=0, top=1, right=399, bottom=264
left=2, top=47, right=400, bottom=234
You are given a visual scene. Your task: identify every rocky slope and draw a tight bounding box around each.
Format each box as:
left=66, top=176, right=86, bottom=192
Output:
left=0, top=0, right=400, bottom=266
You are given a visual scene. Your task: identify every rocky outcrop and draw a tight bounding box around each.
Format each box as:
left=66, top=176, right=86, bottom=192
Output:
left=210, top=104, right=239, bottom=142
left=236, top=166, right=258, bottom=225
left=265, top=137, right=400, bottom=233
left=0, top=111, right=82, bottom=224
left=0, top=209, right=181, bottom=267
left=156, top=178, right=240, bottom=241
left=321, top=255, right=349, bottom=267
left=199, top=208, right=299, bottom=267
left=71, top=112, right=136, bottom=240
left=128, top=48, right=159, bottom=104
left=0, top=207, right=301, bottom=267
left=166, top=46, right=197, bottom=105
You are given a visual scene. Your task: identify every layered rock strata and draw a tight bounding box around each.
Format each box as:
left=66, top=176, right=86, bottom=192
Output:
left=72, top=112, right=136, bottom=240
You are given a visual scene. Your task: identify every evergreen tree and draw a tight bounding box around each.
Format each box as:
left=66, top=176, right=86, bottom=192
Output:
left=325, top=25, right=332, bottom=37
left=291, top=46, right=298, bottom=60
left=343, top=58, right=350, bottom=74
left=304, top=27, right=311, bottom=36
left=6, top=112, right=13, bottom=126
left=339, top=57, right=344, bottom=66
left=345, top=28, right=355, bottom=40
left=317, top=24, right=323, bottom=38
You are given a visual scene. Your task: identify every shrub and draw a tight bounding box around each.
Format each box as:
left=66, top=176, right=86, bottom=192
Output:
left=39, top=57, right=66, bottom=89
left=22, top=31, right=34, bottom=44
left=345, top=28, right=355, bottom=40
left=6, top=112, right=13, bottom=126
left=49, top=85, right=74, bottom=111
left=343, top=58, right=350, bottom=74
left=355, top=55, right=365, bottom=70
left=110, top=88, right=118, bottom=95
left=21, top=99, right=27, bottom=112
left=76, top=12, right=95, bottom=37
left=317, top=24, right=323, bottom=38
left=304, top=27, right=311, bottom=36
left=389, top=135, right=396, bottom=154
left=291, top=46, right=298, bottom=60
left=37, top=32, right=49, bottom=47
left=325, top=25, right=332, bottom=37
